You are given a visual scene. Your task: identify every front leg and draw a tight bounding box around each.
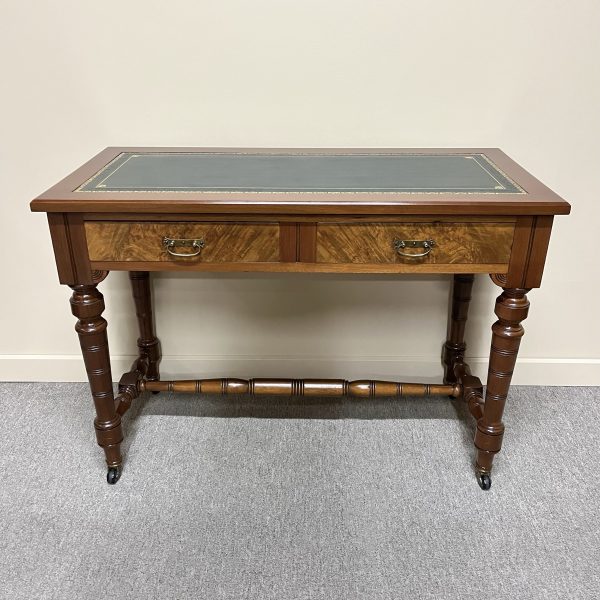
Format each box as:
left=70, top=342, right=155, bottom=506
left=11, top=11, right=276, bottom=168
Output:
left=475, top=287, right=530, bottom=489
left=70, top=282, right=123, bottom=484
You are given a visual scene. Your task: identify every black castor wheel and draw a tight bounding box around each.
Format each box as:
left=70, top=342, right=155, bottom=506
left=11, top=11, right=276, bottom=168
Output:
left=477, top=473, right=492, bottom=491
left=107, top=465, right=122, bottom=485
left=152, top=391, right=160, bottom=395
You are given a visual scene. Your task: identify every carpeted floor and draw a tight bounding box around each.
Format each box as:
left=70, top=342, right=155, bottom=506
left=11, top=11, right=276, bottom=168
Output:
left=0, top=382, right=598, bottom=600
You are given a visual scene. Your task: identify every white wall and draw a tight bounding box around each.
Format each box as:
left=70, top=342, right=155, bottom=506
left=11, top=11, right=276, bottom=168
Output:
left=1, top=1, right=599, bottom=384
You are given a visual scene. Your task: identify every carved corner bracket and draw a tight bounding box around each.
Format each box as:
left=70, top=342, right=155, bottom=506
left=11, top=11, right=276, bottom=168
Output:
left=92, top=270, right=109, bottom=284
left=490, top=273, right=507, bottom=288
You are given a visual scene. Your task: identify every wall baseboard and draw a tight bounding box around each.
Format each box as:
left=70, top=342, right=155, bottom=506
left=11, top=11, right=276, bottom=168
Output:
left=1, top=355, right=598, bottom=386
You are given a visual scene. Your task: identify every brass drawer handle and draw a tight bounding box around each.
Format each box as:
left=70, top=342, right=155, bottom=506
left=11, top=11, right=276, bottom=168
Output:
left=393, top=238, right=436, bottom=258
left=163, top=236, right=205, bottom=257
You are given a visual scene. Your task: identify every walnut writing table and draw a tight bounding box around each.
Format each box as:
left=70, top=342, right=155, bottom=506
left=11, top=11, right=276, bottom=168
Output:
left=31, top=148, right=570, bottom=489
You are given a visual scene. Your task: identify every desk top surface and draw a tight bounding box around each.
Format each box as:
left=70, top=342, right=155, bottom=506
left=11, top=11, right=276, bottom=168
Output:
left=78, top=152, right=523, bottom=194
left=31, top=148, right=570, bottom=216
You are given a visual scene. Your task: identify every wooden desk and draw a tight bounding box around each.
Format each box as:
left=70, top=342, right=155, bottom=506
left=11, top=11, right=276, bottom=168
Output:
left=31, top=148, right=570, bottom=489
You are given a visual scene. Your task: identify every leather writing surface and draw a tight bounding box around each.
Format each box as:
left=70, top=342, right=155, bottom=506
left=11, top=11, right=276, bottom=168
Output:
left=78, top=152, right=524, bottom=194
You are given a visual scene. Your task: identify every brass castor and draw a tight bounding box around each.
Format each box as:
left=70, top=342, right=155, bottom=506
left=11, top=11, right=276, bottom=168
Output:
left=477, top=473, right=492, bottom=491
left=107, top=465, right=123, bottom=485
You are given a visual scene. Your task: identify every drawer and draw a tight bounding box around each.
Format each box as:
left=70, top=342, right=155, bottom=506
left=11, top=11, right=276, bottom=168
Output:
left=316, top=222, right=515, bottom=265
left=85, top=221, right=280, bottom=263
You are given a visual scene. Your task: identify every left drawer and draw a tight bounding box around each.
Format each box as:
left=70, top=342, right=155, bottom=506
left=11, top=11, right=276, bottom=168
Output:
left=85, top=221, right=281, bottom=263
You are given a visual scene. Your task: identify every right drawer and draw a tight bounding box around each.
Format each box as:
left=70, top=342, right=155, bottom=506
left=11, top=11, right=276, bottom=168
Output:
left=316, top=222, right=515, bottom=265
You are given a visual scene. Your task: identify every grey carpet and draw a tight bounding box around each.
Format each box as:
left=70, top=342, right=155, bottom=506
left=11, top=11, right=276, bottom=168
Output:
left=0, top=383, right=598, bottom=600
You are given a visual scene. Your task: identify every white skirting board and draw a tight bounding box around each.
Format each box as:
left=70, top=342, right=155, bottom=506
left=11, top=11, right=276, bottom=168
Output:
left=1, top=355, right=599, bottom=386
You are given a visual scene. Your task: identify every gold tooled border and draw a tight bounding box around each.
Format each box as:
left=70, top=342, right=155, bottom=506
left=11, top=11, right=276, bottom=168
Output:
left=76, top=152, right=526, bottom=195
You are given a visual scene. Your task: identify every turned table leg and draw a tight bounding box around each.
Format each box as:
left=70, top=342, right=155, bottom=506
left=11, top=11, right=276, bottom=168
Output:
left=129, top=272, right=161, bottom=383
left=475, top=287, right=530, bottom=490
left=70, top=283, right=123, bottom=484
left=443, top=274, right=475, bottom=386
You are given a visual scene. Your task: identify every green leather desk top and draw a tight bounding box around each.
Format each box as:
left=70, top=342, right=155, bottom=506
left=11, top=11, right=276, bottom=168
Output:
left=31, top=148, right=572, bottom=216
left=78, top=152, right=523, bottom=194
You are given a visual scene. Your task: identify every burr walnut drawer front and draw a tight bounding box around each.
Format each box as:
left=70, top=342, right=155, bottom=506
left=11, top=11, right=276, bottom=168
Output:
left=316, top=222, right=515, bottom=266
left=85, top=222, right=280, bottom=263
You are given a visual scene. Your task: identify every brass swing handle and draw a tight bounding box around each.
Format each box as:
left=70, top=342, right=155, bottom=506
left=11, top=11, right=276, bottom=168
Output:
left=393, top=238, right=436, bottom=258
left=163, top=236, right=205, bottom=257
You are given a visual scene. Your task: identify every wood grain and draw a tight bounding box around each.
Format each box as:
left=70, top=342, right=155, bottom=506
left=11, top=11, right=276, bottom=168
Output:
left=279, top=223, right=297, bottom=262
left=85, top=222, right=280, bottom=262
left=84, top=213, right=519, bottom=223
left=89, top=260, right=509, bottom=274
left=316, top=222, right=515, bottom=265
left=298, top=223, right=317, bottom=262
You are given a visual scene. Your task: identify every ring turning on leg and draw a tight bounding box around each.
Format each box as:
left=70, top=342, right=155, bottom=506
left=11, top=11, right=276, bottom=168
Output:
left=70, top=283, right=123, bottom=483
left=475, top=288, right=530, bottom=488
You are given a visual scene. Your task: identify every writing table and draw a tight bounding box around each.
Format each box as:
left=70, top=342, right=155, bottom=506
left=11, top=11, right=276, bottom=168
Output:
left=30, top=148, right=571, bottom=489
